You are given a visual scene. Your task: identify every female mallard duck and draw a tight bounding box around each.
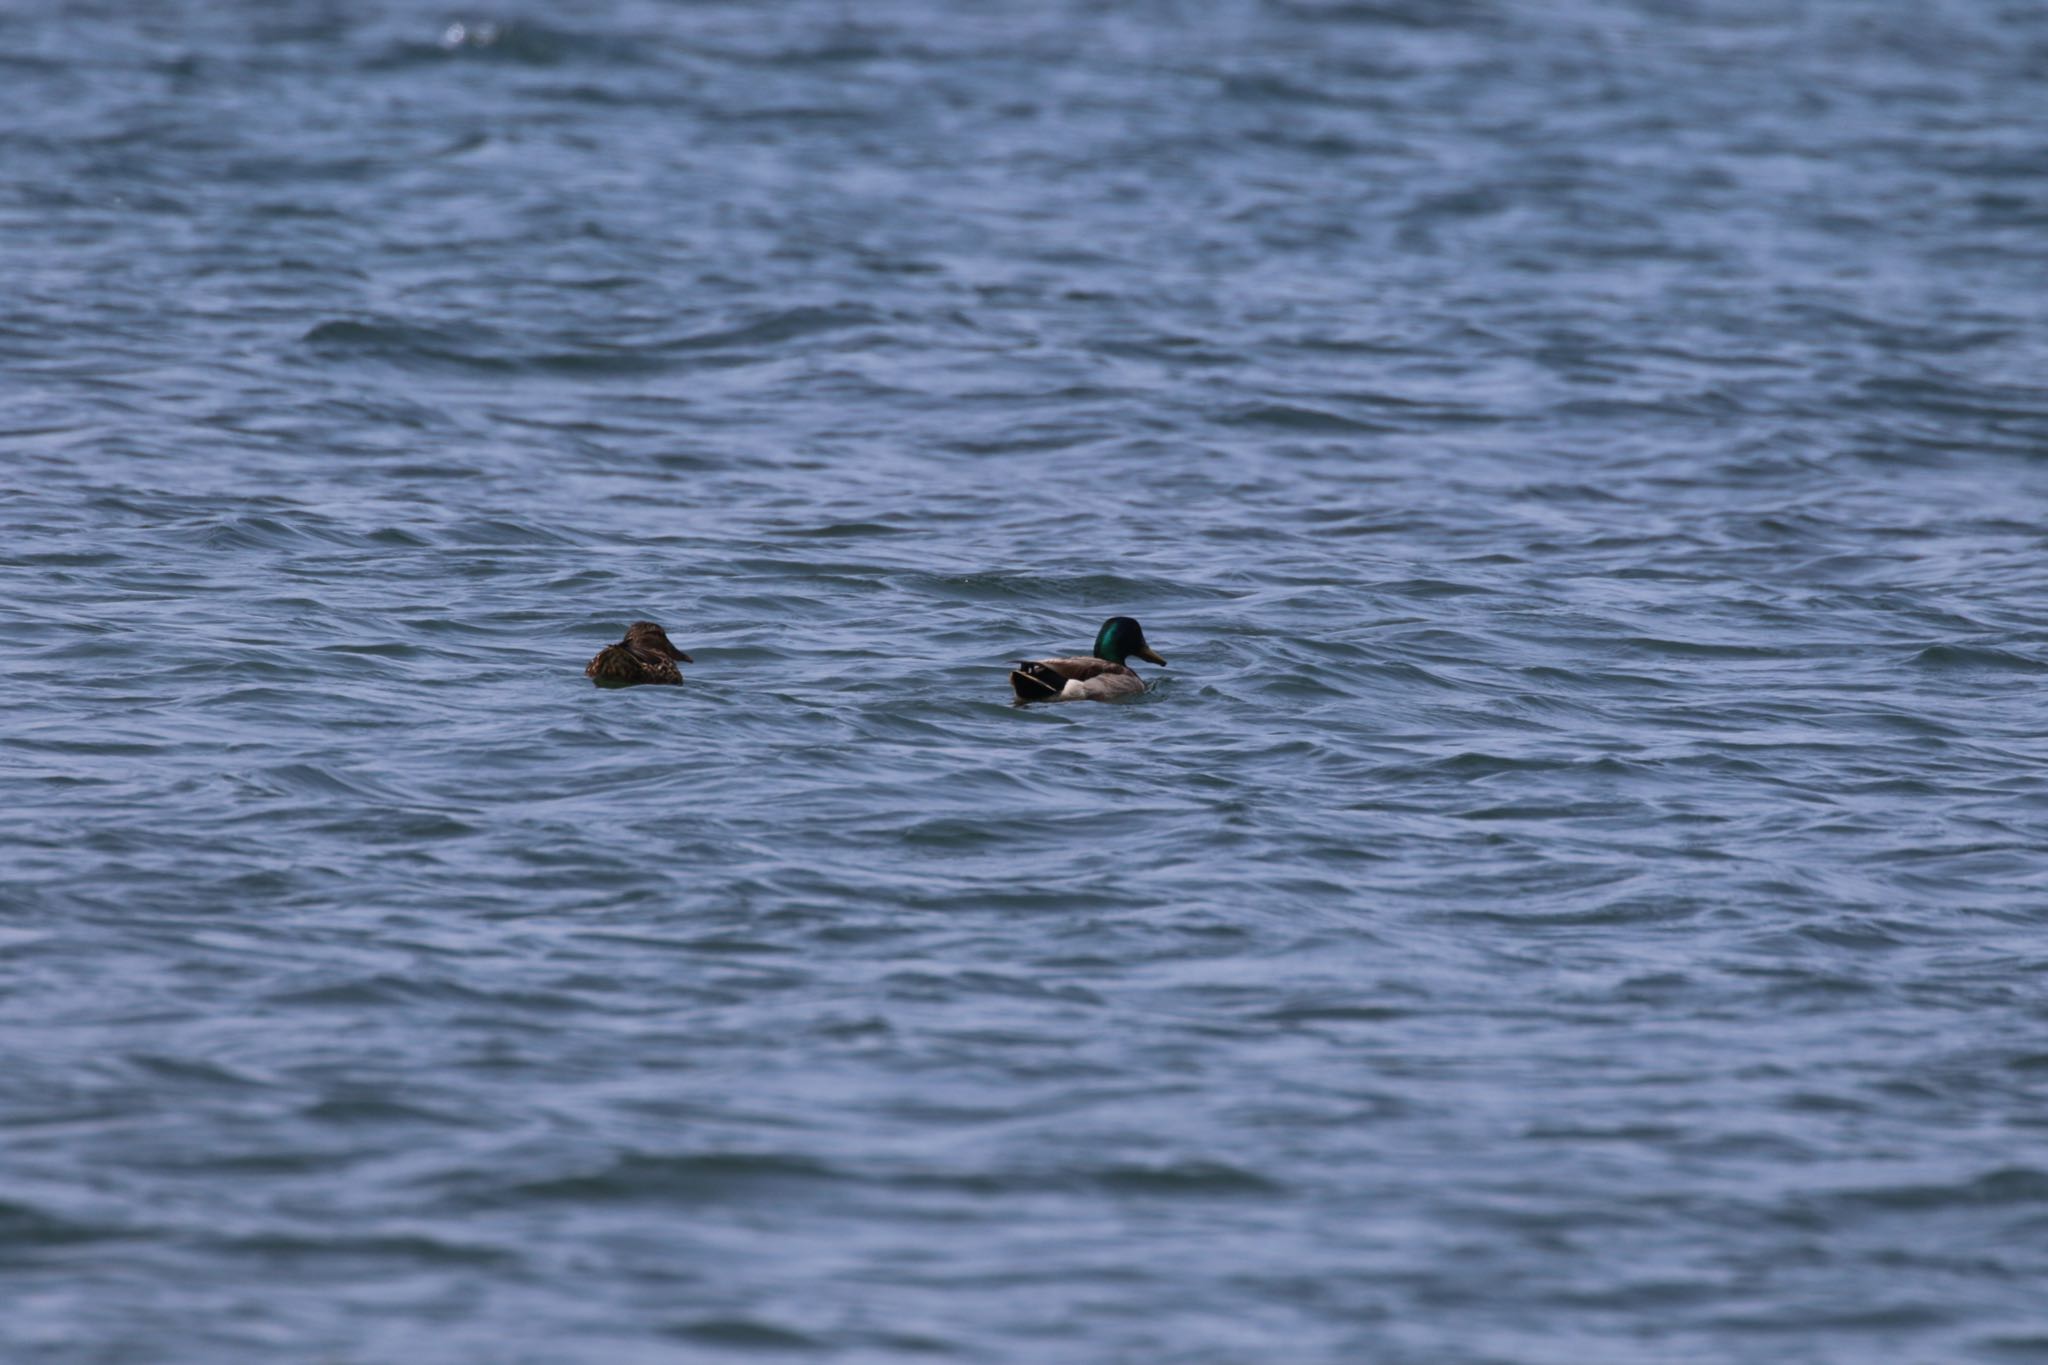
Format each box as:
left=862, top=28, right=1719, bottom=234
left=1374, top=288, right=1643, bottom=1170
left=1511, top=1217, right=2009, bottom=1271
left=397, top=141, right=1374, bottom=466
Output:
left=585, top=621, right=692, bottom=687
left=1009, top=616, right=1166, bottom=703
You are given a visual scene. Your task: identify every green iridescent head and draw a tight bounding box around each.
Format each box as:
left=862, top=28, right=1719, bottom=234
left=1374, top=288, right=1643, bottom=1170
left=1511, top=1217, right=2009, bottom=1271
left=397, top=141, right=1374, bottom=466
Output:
left=1093, top=616, right=1166, bottom=666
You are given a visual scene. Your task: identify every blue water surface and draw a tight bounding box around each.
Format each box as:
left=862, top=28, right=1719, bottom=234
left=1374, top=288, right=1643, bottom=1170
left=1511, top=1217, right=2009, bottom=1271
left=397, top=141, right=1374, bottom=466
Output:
left=7, top=1, right=2048, bottom=1360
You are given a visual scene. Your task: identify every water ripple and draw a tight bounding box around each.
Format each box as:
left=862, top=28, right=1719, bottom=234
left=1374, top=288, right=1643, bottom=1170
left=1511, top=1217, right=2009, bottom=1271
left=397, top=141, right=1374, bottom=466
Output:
left=5, top=0, right=2048, bottom=1361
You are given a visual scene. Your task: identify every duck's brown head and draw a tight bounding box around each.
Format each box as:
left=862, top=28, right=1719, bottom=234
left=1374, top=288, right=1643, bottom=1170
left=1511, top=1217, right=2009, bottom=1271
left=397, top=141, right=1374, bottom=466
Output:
left=623, top=620, right=692, bottom=663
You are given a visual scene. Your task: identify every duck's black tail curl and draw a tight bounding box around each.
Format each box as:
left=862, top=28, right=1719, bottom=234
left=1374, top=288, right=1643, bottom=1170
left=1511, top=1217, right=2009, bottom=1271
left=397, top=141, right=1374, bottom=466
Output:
left=1009, top=662, right=1063, bottom=703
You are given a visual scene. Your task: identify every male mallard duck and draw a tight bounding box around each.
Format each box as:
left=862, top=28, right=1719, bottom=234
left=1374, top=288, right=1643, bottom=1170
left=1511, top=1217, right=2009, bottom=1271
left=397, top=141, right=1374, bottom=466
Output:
left=585, top=621, right=692, bottom=687
left=1009, top=616, right=1166, bottom=703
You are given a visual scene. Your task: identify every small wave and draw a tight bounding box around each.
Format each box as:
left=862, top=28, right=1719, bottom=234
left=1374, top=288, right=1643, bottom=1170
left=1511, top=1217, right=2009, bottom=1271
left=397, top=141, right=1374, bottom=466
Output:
left=664, top=1318, right=824, bottom=1351
left=1911, top=644, right=2047, bottom=672
left=302, top=317, right=680, bottom=377
left=1267, top=0, right=1499, bottom=28
left=1215, top=402, right=1392, bottom=434
left=302, top=317, right=520, bottom=371
left=1821, top=1166, right=2048, bottom=1213
left=1092, top=1160, right=1282, bottom=1196
left=507, top=1152, right=842, bottom=1204
left=1616, top=636, right=1795, bottom=660
left=0, top=1198, right=128, bottom=1248
left=1259, top=1002, right=1411, bottom=1024
left=440, top=517, right=576, bottom=547
left=663, top=304, right=883, bottom=352
left=213, top=1232, right=513, bottom=1266
left=371, top=19, right=659, bottom=69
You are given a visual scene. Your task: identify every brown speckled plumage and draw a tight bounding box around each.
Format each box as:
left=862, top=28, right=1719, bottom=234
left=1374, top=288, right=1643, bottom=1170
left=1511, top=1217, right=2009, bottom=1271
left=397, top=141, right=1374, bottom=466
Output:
left=585, top=621, right=692, bottom=687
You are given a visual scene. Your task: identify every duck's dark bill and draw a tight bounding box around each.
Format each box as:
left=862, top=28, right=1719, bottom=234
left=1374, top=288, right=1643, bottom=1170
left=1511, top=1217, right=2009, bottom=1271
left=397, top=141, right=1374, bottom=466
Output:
left=1135, top=646, right=1167, bottom=666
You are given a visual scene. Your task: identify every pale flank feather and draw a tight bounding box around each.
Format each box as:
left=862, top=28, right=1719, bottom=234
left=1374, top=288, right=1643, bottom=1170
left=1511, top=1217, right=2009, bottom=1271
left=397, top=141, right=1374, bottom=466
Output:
left=1060, top=668, right=1145, bottom=700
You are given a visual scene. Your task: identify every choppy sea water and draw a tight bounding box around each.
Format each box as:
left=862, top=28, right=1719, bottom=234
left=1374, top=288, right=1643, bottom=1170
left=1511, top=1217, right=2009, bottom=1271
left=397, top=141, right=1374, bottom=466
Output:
left=7, top=1, right=2048, bottom=1360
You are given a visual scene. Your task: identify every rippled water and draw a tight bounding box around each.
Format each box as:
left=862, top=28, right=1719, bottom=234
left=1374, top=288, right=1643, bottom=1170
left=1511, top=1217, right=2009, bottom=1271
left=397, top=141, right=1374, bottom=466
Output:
left=8, top=1, right=2048, bottom=1360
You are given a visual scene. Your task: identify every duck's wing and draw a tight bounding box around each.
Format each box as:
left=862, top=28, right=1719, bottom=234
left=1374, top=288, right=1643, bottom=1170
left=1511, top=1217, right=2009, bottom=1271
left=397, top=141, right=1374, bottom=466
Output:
left=1009, top=661, right=1064, bottom=702
left=633, top=651, right=684, bottom=685
left=587, top=643, right=637, bottom=684
left=586, top=644, right=683, bottom=687
left=1009, top=655, right=1141, bottom=702
left=1026, top=655, right=1119, bottom=681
